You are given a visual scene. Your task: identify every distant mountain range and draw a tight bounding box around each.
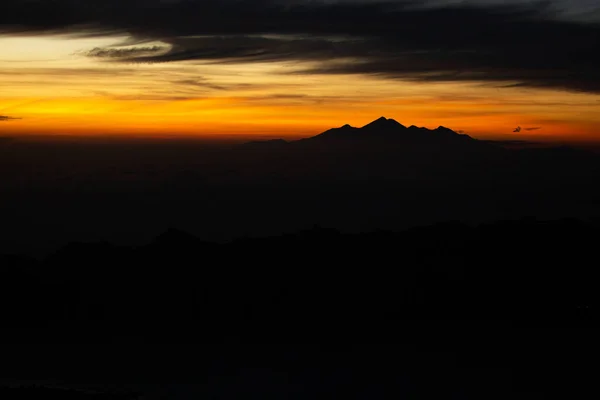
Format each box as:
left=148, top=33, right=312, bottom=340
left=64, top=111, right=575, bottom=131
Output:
left=308, top=116, right=473, bottom=142
left=242, top=117, right=478, bottom=149
left=236, top=116, right=507, bottom=182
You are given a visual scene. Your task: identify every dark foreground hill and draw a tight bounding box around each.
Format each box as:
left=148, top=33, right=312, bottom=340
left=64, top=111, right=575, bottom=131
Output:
left=1, top=217, right=598, bottom=328
left=1, top=218, right=599, bottom=400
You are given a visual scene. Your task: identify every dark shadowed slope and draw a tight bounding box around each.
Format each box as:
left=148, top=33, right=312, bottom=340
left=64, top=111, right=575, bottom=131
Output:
left=2, top=215, right=600, bottom=400
left=1, top=217, right=598, bottom=328
left=1, top=219, right=599, bottom=398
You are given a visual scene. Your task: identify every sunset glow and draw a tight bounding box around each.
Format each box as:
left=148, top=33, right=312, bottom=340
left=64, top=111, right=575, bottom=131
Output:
left=1, top=1, right=600, bottom=143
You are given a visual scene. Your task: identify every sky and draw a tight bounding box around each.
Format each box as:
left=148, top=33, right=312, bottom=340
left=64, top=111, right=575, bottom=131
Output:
left=1, top=0, right=599, bottom=142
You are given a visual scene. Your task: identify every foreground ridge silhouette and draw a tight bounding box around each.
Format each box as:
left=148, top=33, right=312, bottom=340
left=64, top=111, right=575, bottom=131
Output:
left=1, top=217, right=598, bottom=329
left=1, top=218, right=599, bottom=400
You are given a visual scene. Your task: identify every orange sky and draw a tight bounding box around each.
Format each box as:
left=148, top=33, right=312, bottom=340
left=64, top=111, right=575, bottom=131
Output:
left=1, top=35, right=600, bottom=143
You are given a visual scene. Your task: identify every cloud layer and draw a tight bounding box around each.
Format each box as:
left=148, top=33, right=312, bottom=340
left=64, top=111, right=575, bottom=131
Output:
left=1, top=0, right=599, bottom=93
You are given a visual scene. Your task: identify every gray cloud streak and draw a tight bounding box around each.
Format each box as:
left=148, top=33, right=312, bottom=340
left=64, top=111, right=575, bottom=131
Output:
left=83, top=46, right=167, bottom=59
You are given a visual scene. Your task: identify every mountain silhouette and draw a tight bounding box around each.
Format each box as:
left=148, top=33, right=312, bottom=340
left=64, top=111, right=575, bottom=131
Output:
left=313, top=117, right=472, bottom=141
left=244, top=117, right=479, bottom=149
left=362, top=116, right=406, bottom=129
left=308, top=116, right=413, bottom=142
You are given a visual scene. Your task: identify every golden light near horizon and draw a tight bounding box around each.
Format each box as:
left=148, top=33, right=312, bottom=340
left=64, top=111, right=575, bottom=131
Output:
left=1, top=34, right=600, bottom=142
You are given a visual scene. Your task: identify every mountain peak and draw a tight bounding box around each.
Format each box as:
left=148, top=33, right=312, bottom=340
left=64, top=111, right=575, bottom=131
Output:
left=362, top=117, right=405, bottom=129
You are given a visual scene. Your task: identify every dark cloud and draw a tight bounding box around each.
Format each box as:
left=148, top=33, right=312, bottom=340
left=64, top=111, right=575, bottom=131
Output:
left=83, top=45, right=166, bottom=59
left=0, top=115, right=20, bottom=121
left=124, top=35, right=367, bottom=65
left=1, top=1, right=599, bottom=93
left=173, top=78, right=229, bottom=91
left=524, top=126, right=542, bottom=131
left=168, top=78, right=262, bottom=93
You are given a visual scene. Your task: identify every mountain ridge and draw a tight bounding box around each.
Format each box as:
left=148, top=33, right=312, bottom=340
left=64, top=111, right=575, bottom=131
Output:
left=244, top=117, right=477, bottom=148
